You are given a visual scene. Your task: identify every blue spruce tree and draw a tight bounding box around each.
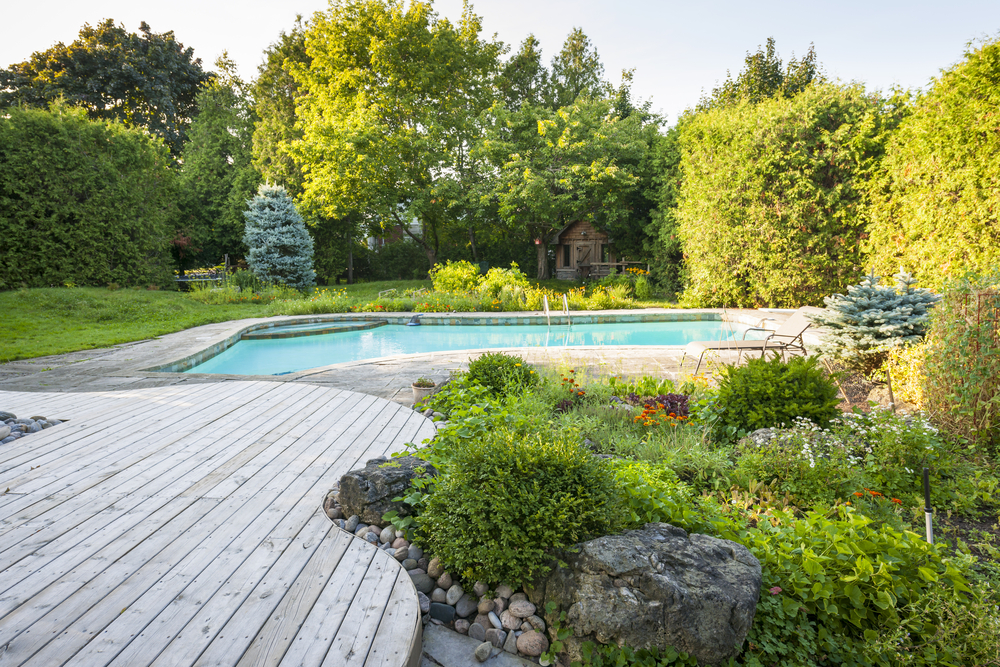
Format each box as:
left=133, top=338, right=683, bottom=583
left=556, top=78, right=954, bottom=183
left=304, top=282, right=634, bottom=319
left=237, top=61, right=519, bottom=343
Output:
left=809, top=271, right=939, bottom=407
left=242, top=184, right=315, bottom=289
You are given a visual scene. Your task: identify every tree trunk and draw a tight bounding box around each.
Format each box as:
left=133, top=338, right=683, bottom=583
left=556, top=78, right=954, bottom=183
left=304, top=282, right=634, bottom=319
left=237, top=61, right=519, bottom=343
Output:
left=468, top=226, right=478, bottom=262
left=536, top=241, right=549, bottom=280
left=392, top=211, right=436, bottom=269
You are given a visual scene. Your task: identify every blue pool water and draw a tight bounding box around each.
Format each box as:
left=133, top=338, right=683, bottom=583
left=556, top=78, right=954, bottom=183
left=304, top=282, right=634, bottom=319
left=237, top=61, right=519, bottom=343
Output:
left=186, top=320, right=759, bottom=376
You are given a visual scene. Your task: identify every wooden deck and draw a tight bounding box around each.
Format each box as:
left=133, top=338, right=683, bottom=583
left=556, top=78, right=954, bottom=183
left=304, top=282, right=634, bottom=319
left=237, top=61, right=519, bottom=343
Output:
left=0, top=381, right=435, bottom=667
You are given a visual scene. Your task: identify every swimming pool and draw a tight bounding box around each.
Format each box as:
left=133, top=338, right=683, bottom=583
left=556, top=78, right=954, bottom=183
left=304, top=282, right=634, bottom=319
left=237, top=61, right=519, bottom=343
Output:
left=185, top=320, right=762, bottom=376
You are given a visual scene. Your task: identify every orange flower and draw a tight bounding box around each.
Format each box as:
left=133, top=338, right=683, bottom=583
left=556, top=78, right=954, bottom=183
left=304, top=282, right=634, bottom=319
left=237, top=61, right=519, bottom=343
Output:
left=891, top=498, right=902, bottom=505
left=869, top=490, right=883, bottom=497
left=853, top=492, right=864, bottom=497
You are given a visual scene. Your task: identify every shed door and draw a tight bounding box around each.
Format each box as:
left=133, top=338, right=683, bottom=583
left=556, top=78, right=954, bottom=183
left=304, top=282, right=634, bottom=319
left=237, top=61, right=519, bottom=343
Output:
left=575, top=244, right=593, bottom=267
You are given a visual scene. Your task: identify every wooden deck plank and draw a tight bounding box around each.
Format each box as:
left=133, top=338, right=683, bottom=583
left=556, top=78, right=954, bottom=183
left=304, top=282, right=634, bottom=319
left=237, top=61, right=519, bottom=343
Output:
left=37, top=392, right=393, bottom=665
left=321, top=549, right=398, bottom=667
left=0, top=384, right=325, bottom=573
left=363, top=569, right=421, bottom=667
left=0, top=382, right=424, bottom=667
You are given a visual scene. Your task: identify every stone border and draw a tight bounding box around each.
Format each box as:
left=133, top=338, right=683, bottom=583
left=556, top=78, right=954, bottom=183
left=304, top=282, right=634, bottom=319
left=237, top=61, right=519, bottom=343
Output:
left=144, top=309, right=769, bottom=375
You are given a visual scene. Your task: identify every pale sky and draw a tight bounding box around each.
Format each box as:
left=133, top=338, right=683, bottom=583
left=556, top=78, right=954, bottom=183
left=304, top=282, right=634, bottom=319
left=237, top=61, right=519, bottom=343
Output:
left=3, top=0, right=999, bottom=124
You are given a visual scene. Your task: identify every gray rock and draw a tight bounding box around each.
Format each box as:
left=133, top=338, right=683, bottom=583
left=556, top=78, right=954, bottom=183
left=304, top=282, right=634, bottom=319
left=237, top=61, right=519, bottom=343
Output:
left=409, top=568, right=426, bottom=576
left=469, top=622, right=487, bottom=642
left=454, top=619, right=470, bottom=635
left=508, top=600, right=535, bottom=618
left=477, top=598, right=495, bottom=615
left=47, top=419, right=61, bottom=426
left=326, top=507, right=343, bottom=520
left=520, top=622, right=533, bottom=632
left=391, top=537, right=408, bottom=549
left=0, top=437, right=14, bottom=445
left=516, top=631, right=549, bottom=657
left=455, top=594, right=478, bottom=619
left=417, top=591, right=431, bottom=614
left=431, top=588, right=448, bottom=603
left=473, top=614, right=491, bottom=630
left=473, top=581, right=489, bottom=597
left=338, top=455, right=437, bottom=525
left=409, top=572, right=435, bottom=594
left=436, top=572, right=453, bottom=590
left=445, top=584, right=464, bottom=606
left=495, top=584, right=514, bottom=599
left=429, top=602, right=455, bottom=624
left=39, top=421, right=52, bottom=429
left=530, top=522, right=761, bottom=666
left=493, top=597, right=506, bottom=613
left=0, top=425, right=10, bottom=440
left=417, top=557, right=429, bottom=571
left=14, top=419, right=31, bottom=425
left=485, top=628, right=506, bottom=648
left=28, top=416, right=46, bottom=421
left=500, top=609, right=519, bottom=631
left=474, top=641, right=492, bottom=662
left=363, top=532, right=378, bottom=544
left=487, top=611, right=503, bottom=630
left=509, top=592, right=528, bottom=605
left=503, top=627, right=520, bottom=654
left=393, top=546, right=408, bottom=561
left=526, top=615, right=546, bottom=632
left=354, top=524, right=369, bottom=537
left=0, top=411, right=15, bottom=421
left=427, top=557, right=444, bottom=579
left=344, top=515, right=360, bottom=533
left=402, top=558, right=418, bottom=570
left=407, top=544, right=423, bottom=561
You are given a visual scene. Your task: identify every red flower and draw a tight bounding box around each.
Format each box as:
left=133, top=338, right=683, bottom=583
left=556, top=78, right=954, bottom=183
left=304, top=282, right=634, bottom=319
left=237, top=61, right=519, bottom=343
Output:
left=769, top=586, right=782, bottom=595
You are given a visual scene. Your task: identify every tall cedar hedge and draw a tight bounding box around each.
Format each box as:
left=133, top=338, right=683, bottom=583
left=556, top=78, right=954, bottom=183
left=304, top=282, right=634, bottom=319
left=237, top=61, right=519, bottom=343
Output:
left=0, top=105, right=176, bottom=289
left=866, top=36, right=1000, bottom=291
left=676, top=84, right=899, bottom=308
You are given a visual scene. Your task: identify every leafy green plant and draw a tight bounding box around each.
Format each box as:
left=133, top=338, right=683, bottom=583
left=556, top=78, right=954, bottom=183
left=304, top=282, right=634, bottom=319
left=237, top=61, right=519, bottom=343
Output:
left=466, top=352, right=539, bottom=397
left=921, top=273, right=1000, bottom=453
left=429, top=260, right=482, bottom=293
left=709, top=354, right=840, bottom=443
left=416, top=427, right=620, bottom=588
left=477, top=263, right=530, bottom=298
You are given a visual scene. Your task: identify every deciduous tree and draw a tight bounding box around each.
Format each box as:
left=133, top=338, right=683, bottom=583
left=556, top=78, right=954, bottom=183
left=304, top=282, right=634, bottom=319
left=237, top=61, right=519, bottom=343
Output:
left=0, top=20, right=211, bottom=156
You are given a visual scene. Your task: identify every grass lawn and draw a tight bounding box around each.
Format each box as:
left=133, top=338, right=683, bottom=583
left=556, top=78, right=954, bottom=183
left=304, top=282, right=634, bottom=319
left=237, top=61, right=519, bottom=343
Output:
left=1, top=278, right=678, bottom=363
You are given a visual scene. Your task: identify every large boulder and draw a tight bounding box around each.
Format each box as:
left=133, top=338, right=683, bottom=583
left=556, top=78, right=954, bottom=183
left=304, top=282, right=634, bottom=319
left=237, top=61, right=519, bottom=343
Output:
left=529, top=523, right=761, bottom=666
left=338, top=456, right=436, bottom=526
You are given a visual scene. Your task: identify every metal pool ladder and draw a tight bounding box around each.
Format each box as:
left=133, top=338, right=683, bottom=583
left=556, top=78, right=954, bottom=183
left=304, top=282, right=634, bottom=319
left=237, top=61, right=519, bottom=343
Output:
left=562, top=294, right=572, bottom=327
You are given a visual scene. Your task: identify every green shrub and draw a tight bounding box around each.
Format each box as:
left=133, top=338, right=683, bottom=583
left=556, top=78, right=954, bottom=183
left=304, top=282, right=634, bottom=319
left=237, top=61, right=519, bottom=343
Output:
left=610, top=460, right=722, bottom=535
left=429, top=260, right=482, bottom=293
left=634, top=275, right=652, bottom=300
left=477, top=262, right=531, bottom=298
left=921, top=273, right=1000, bottom=453
left=466, top=352, right=539, bottom=397
left=709, top=354, right=840, bottom=443
left=416, top=427, right=620, bottom=587
left=729, top=507, right=974, bottom=666
left=0, top=104, right=176, bottom=289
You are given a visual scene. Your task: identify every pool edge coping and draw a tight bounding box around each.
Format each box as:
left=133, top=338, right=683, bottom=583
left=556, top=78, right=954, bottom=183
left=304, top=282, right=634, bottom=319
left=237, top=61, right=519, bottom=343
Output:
left=142, top=309, right=775, bottom=375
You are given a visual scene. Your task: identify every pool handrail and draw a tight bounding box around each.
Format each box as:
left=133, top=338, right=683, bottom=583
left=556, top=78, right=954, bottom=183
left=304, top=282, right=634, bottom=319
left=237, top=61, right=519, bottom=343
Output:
left=562, top=294, right=572, bottom=328
left=543, top=295, right=551, bottom=327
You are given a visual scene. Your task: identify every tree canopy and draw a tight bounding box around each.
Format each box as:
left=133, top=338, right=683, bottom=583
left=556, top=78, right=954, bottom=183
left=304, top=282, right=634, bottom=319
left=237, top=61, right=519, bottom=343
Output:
left=677, top=83, right=901, bottom=307
left=698, top=37, right=822, bottom=110
left=289, top=0, right=502, bottom=268
left=865, top=34, right=1000, bottom=290
left=0, top=20, right=211, bottom=156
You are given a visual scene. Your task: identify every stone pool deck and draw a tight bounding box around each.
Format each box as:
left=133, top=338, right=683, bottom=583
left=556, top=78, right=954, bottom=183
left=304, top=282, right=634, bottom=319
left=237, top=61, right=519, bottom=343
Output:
left=0, top=308, right=795, bottom=403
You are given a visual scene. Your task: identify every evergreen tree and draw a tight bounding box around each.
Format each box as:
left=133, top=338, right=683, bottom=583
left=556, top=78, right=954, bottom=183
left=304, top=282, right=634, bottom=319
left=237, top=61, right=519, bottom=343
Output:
left=243, top=184, right=315, bottom=289
left=809, top=271, right=939, bottom=405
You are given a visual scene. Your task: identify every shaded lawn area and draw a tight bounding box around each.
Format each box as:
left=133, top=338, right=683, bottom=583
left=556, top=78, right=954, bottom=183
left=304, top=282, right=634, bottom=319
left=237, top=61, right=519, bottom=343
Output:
left=1, top=287, right=269, bottom=362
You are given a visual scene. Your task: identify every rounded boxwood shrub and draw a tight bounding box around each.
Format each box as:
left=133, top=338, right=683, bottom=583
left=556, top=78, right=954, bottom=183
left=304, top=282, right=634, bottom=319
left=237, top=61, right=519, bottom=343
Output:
left=416, top=427, right=620, bottom=588
left=429, top=259, right=482, bottom=293
left=466, top=351, right=539, bottom=397
left=709, top=354, right=840, bottom=443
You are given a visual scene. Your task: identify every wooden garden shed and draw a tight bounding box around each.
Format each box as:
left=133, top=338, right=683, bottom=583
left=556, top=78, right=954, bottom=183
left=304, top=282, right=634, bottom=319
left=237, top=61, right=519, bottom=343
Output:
left=551, top=220, right=616, bottom=280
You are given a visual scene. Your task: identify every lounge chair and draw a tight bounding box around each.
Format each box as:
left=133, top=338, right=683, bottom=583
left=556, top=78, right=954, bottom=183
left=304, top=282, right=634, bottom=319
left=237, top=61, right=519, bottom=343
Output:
left=682, top=307, right=823, bottom=374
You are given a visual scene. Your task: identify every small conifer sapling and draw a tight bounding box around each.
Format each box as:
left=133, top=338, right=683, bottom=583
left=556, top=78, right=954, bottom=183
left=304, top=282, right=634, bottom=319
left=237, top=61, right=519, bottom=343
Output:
left=242, top=184, right=316, bottom=289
